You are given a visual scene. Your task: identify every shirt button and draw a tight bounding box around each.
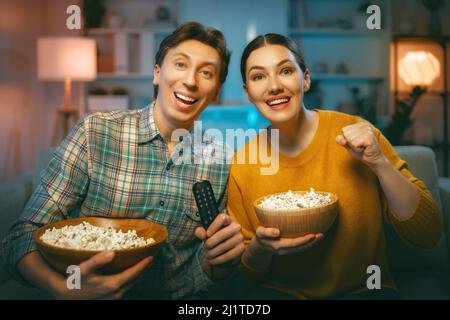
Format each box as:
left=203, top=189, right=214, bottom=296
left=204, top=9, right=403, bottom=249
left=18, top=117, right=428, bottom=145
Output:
left=159, top=200, right=165, bottom=206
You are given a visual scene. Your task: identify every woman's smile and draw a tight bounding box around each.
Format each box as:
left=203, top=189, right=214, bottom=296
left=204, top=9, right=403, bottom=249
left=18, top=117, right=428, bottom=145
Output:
left=265, top=95, right=291, bottom=110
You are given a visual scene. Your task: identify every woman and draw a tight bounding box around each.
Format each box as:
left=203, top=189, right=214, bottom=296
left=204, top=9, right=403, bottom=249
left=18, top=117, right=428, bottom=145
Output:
left=227, top=33, right=441, bottom=299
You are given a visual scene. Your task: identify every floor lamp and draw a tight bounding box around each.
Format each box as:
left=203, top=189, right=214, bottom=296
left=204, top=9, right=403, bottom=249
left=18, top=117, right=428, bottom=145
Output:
left=37, top=37, right=96, bottom=145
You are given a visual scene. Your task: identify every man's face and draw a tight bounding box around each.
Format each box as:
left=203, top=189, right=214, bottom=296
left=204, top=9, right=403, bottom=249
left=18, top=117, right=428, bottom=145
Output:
left=153, top=39, right=221, bottom=126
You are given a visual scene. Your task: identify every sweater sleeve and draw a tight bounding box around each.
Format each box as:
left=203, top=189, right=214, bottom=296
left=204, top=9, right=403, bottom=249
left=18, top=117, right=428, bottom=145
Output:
left=375, top=129, right=441, bottom=249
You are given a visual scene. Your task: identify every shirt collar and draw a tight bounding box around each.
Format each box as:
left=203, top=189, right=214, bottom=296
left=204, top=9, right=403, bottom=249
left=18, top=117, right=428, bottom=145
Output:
left=138, top=101, right=161, bottom=144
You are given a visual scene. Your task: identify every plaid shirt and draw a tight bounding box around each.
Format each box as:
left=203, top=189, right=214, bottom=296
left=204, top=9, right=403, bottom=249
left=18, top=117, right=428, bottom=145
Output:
left=1, top=103, right=231, bottom=299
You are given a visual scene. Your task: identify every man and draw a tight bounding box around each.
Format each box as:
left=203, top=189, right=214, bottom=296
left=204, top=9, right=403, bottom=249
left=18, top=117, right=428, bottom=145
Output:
left=1, top=22, right=244, bottom=299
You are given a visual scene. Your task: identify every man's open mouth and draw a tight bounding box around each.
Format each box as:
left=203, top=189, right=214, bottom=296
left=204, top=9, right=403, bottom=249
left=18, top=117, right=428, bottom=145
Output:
left=265, top=96, right=291, bottom=108
left=174, top=92, right=198, bottom=105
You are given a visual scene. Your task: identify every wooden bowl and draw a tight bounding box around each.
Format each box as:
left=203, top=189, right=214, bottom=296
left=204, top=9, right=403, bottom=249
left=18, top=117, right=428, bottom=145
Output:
left=34, top=217, right=168, bottom=274
left=254, top=191, right=339, bottom=238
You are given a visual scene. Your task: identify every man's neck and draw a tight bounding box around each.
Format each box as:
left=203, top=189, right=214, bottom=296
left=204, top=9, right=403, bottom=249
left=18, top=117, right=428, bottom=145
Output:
left=153, top=101, right=194, bottom=141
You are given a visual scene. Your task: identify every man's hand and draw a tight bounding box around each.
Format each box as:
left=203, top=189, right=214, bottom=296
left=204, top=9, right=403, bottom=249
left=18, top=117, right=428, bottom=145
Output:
left=254, top=226, right=323, bottom=255
left=336, top=122, right=387, bottom=170
left=52, top=251, right=152, bottom=300
left=195, top=213, right=244, bottom=268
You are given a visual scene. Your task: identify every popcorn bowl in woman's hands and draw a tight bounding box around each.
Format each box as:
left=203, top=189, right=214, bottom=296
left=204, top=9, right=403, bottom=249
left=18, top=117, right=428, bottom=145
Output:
left=253, top=189, right=339, bottom=238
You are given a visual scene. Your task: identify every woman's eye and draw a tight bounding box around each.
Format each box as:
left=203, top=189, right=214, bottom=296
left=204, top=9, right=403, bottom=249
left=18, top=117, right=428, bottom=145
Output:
left=251, top=74, right=264, bottom=81
left=281, top=68, right=293, bottom=75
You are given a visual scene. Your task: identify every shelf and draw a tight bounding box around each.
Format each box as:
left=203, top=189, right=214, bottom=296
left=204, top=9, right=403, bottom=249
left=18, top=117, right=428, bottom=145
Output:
left=86, top=27, right=174, bottom=35
left=96, top=73, right=153, bottom=80
left=311, top=74, right=385, bottom=81
left=289, top=28, right=383, bottom=36
left=392, top=35, right=450, bottom=43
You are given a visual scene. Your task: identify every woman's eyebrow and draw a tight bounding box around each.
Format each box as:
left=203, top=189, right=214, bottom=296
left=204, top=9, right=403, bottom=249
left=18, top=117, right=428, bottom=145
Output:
left=248, top=59, right=293, bottom=74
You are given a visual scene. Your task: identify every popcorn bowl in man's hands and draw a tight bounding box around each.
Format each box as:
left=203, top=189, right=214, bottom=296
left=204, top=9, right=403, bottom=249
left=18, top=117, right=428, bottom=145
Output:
left=253, top=190, right=339, bottom=238
left=34, top=217, right=168, bottom=274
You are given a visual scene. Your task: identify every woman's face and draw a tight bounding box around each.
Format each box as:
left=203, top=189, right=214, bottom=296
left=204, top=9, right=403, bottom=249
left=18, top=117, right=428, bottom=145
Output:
left=153, top=39, right=221, bottom=125
left=244, top=44, right=310, bottom=124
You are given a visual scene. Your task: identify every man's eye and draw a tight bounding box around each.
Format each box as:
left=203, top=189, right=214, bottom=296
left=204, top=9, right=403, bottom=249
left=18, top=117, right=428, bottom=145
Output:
left=175, top=62, right=185, bottom=68
left=200, top=70, right=212, bottom=78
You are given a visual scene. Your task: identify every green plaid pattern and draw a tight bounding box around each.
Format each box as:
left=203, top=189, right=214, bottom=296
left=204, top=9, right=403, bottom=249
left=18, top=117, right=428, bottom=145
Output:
left=1, top=103, right=230, bottom=299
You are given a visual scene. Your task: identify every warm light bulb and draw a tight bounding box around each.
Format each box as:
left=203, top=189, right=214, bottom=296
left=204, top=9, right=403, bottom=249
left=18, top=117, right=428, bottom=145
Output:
left=398, top=51, right=440, bottom=87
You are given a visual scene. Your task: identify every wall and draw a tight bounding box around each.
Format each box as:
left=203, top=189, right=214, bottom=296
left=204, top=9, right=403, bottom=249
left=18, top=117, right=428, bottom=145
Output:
left=179, top=0, right=288, bottom=104
left=0, top=0, right=44, bottom=180
left=0, top=0, right=82, bottom=181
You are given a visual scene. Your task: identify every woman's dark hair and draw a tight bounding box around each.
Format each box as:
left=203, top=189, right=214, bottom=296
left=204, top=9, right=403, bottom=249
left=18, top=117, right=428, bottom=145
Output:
left=153, top=22, right=231, bottom=98
left=240, top=33, right=307, bottom=84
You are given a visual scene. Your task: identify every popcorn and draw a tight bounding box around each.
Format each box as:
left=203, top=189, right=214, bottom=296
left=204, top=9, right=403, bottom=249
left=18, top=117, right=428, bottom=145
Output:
left=258, top=188, right=332, bottom=210
left=40, top=221, right=155, bottom=250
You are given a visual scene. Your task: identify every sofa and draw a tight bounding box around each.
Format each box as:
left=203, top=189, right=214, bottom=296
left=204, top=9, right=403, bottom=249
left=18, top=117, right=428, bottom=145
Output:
left=0, top=145, right=449, bottom=299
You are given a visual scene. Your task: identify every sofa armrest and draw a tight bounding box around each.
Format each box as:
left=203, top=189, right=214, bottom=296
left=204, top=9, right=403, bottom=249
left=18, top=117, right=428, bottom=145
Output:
left=439, top=177, right=450, bottom=255
left=0, top=176, right=34, bottom=286
left=0, top=171, right=34, bottom=236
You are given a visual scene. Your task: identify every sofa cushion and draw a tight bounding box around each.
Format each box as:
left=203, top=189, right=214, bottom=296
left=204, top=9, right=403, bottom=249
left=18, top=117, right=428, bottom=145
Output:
left=394, top=270, right=450, bottom=299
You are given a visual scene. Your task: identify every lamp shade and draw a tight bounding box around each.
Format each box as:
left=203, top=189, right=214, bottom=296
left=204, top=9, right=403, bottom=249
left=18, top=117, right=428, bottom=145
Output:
left=37, top=37, right=96, bottom=81
left=398, top=51, right=440, bottom=87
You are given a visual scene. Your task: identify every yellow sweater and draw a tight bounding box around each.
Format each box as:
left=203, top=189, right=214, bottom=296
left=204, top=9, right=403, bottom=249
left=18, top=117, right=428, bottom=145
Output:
left=227, top=110, right=441, bottom=299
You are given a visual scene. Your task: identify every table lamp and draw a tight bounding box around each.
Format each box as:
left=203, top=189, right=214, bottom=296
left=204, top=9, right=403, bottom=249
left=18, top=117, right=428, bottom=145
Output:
left=37, top=37, right=96, bottom=142
left=398, top=51, right=448, bottom=176
left=398, top=50, right=440, bottom=89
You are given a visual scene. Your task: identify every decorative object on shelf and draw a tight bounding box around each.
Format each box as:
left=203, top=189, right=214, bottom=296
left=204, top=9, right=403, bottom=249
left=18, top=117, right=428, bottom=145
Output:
left=89, top=87, right=108, bottom=95
left=336, top=19, right=354, bottom=30
left=112, top=87, right=129, bottom=96
left=37, top=37, right=96, bottom=145
left=106, top=12, right=123, bottom=28
left=353, top=2, right=371, bottom=30
left=88, top=87, right=129, bottom=113
left=422, top=0, right=445, bottom=36
left=316, top=18, right=354, bottom=30
left=156, top=5, right=170, bottom=21
left=83, top=0, right=106, bottom=28
left=312, top=60, right=330, bottom=74
left=335, top=61, right=350, bottom=74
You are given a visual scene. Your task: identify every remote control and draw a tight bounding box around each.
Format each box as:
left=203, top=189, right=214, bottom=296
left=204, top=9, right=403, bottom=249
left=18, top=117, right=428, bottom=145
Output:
left=192, top=180, right=219, bottom=229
